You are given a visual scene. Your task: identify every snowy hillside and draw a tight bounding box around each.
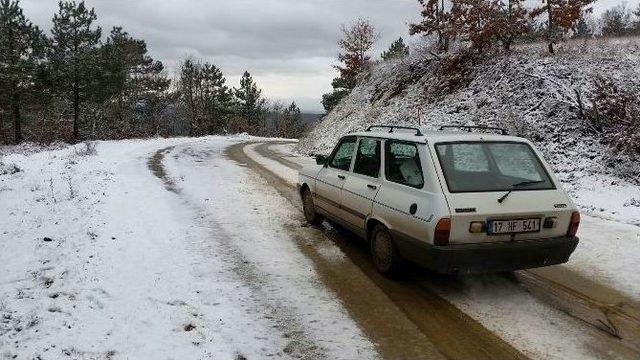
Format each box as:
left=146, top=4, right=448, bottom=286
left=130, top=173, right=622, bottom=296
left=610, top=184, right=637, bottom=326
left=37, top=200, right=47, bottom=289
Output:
left=297, top=38, right=640, bottom=225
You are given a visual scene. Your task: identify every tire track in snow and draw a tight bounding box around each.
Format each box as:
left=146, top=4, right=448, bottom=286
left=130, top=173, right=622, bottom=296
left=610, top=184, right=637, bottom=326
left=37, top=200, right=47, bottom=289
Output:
left=148, top=145, right=332, bottom=360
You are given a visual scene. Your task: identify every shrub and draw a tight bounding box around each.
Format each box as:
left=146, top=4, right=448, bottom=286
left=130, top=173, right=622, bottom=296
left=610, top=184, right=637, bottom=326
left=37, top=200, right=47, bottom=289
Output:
left=587, top=76, right=640, bottom=158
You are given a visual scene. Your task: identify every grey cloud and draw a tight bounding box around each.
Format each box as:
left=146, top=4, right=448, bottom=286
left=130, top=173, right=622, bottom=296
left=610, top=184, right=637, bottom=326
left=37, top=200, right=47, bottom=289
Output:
left=20, top=0, right=637, bottom=112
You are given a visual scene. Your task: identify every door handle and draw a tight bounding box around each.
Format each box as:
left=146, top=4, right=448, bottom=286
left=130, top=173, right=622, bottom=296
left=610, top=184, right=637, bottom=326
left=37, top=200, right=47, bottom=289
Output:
left=367, top=184, right=377, bottom=190
left=337, top=175, right=346, bottom=180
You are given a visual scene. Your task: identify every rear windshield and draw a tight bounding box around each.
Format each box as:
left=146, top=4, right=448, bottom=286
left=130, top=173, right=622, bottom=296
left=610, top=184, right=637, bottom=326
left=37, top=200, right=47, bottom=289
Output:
left=434, top=142, right=555, bottom=193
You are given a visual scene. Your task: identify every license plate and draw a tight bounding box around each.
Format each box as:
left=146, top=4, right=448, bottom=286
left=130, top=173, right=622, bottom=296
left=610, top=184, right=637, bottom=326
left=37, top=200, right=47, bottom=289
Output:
left=488, top=218, right=540, bottom=235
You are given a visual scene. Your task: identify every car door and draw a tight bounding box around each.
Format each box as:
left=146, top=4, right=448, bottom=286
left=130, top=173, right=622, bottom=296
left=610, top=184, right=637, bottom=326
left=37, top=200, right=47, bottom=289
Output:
left=341, top=137, right=383, bottom=230
left=373, top=140, right=443, bottom=264
left=314, top=136, right=356, bottom=218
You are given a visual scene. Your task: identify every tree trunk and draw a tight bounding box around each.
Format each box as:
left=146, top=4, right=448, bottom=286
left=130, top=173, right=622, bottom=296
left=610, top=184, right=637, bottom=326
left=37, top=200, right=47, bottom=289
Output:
left=547, top=1, right=555, bottom=54
left=11, top=81, right=22, bottom=144
left=73, top=75, right=80, bottom=142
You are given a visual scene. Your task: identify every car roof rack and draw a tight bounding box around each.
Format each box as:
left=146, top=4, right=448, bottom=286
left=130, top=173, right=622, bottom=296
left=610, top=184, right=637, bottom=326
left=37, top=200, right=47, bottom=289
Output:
left=366, top=125, right=423, bottom=136
left=439, top=125, right=508, bottom=135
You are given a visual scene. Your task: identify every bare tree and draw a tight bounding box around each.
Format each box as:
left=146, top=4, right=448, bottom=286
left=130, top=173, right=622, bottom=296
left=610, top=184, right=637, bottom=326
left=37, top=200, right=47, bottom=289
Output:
left=322, top=18, right=379, bottom=113
left=336, top=18, right=380, bottom=85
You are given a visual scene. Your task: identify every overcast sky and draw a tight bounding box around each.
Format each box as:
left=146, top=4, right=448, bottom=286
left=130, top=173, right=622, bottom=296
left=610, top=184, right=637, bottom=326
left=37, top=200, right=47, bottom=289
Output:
left=20, top=0, right=638, bottom=113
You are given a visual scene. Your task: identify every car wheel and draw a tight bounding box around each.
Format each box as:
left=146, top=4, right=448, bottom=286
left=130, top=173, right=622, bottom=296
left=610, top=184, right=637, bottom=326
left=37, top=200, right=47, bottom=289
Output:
left=302, top=188, right=324, bottom=226
left=371, top=225, right=401, bottom=276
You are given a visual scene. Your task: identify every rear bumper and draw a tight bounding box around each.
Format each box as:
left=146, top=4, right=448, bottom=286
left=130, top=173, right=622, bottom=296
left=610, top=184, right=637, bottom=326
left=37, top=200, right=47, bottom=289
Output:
left=393, top=232, right=579, bottom=275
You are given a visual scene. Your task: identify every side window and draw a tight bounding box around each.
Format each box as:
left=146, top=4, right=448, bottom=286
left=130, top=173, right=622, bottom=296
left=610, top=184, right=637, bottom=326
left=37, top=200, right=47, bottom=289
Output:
left=385, top=141, right=424, bottom=188
left=329, top=138, right=356, bottom=171
left=353, top=138, right=381, bottom=178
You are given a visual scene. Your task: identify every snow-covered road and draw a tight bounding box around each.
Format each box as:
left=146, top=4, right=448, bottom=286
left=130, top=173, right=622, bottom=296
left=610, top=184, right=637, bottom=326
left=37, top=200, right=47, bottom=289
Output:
left=0, top=137, right=378, bottom=359
left=1, top=137, right=639, bottom=360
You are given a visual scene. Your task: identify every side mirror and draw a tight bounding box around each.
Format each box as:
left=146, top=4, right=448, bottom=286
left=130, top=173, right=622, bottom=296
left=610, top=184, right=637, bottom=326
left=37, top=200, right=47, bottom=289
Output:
left=315, top=155, right=328, bottom=166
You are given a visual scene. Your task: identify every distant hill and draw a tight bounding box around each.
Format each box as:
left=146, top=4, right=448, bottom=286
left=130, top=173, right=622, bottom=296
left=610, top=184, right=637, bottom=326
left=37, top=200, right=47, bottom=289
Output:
left=301, top=113, right=323, bottom=125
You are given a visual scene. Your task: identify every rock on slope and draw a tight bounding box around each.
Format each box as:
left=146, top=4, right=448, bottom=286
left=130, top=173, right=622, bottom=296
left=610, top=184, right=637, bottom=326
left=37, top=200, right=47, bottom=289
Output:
left=296, top=38, right=640, bottom=224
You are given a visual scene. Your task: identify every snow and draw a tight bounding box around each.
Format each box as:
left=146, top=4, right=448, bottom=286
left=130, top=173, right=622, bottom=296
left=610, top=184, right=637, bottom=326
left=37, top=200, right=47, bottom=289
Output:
left=570, top=175, right=640, bottom=226
left=571, top=216, right=640, bottom=299
left=426, top=275, right=603, bottom=360
left=0, top=137, right=377, bottom=359
left=244, top=143, right=299, bottom=186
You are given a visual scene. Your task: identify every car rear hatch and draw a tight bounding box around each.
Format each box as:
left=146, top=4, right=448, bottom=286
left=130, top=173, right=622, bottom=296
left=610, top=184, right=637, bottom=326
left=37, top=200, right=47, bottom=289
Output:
left=431, top=140, right=575, bottom=245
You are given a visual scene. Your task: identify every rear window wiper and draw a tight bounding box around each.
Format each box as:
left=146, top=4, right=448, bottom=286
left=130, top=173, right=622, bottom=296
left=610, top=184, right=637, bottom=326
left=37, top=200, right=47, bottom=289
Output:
left=498, top=180, right=546, bottom=204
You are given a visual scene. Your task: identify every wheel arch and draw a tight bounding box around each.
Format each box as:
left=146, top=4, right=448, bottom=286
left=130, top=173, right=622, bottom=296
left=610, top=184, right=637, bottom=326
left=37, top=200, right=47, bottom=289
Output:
left=365, top=217, right=393, bottom=242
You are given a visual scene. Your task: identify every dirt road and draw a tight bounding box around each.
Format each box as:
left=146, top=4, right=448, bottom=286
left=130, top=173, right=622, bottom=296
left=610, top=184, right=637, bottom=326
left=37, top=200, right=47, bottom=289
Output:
left=227, top=140, right=640, bottom=360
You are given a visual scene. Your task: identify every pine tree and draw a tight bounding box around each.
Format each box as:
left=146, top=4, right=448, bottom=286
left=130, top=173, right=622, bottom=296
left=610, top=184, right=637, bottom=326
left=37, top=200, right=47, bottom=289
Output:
left=98, top=27, right=170, bottom=137
left=178, top=59, right=232, bottom=136
left=531, top=0, right=595, bottom=54
left=281, top=102, right=305, bottom=138
left=0, top=0, right=46, bottom=143
left=321, top=89, right=350, bottom=114
left=601, top=4, right=632, bottom=37
left=179, top=59, right=198, bottom=133
left=381, top=37, right=409, bottom=60
left=234, top=71, right=266, bottom=134
left=198, top=63, right=232, bottom=134
left=50, top=0, right=101, bottom=142
left=633, top=4, right=640, bottom=35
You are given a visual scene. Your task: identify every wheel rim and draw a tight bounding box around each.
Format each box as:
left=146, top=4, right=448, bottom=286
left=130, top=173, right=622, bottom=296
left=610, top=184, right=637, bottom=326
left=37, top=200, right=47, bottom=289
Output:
left=303, top=191, right=315, bottom=220
left=373, top=230, right=393, bottom=272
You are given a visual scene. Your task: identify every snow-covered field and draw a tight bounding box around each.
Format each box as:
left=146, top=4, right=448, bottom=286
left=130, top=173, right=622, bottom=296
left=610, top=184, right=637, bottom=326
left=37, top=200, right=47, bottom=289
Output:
left=0, top=137, right=377, bottom=359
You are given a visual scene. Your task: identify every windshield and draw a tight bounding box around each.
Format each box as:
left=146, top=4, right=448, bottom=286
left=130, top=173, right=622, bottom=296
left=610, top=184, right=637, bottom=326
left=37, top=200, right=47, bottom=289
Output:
left=434, top=142, right=555, bottom=193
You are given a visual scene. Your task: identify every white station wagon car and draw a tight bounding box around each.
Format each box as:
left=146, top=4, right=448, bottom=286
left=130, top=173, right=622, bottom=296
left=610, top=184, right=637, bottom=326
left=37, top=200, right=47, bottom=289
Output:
left=298, top=125, right=580, bottom=275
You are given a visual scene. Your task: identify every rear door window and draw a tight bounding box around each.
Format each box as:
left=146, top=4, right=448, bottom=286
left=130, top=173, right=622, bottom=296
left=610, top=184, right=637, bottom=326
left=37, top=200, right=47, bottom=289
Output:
left=385, top=141, right=424, bottom=188
left=329, top=137, right=356, bottom=171
left=353, top=138, right=381, bottom=178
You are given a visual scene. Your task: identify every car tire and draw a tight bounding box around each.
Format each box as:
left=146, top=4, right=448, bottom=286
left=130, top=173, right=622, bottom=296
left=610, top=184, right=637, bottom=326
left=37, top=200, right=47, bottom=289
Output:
left=302, top=188, right=324, bottom=226
left=371, top=225, right=401, bottom=276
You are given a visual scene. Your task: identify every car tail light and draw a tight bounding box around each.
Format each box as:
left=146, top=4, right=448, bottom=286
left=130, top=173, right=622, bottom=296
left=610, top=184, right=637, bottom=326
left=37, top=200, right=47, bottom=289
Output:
left=567, top=212, right=580, bottom=237
left=434, top=218, right=451, bottom=246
